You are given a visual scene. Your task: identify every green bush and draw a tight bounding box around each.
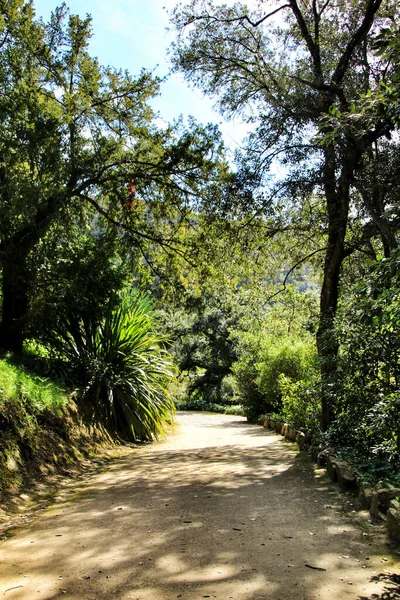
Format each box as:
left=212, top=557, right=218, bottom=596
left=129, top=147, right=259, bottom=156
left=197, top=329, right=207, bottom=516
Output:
left=279, top=374, right=321, bottom=431
left=330, top=249, right=400, bottom=470
left=219, top=374, right=241, bottom=405
left=256, top=337, right=318, bottom=408
left=175, top=397, right=244, bottom=415
left=232, top=332, right=319, bottom=423
left=48, top=292, right=176, bottom=442
left=231, top=333, right=270, bottom=421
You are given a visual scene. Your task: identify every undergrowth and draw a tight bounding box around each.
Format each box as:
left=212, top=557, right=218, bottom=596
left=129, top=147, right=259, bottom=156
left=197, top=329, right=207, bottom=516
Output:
left=175, top=398, right=244, bottom=416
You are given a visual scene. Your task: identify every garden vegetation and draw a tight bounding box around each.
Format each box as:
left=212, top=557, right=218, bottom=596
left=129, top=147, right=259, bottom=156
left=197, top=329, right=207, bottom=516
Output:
left=0, top=0, right=399, bottom=493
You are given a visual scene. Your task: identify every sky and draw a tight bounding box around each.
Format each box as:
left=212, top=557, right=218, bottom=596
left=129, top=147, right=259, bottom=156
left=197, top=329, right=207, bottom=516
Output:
left=32, top=0, right=252, bottom=155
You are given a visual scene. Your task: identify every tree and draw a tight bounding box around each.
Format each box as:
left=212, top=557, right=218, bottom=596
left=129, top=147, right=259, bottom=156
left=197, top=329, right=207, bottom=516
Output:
left=0, top=1, right=226, bottom=352
left=28, top=225, right=133, bottom=344
left=170, top=0, right=400, bottom=428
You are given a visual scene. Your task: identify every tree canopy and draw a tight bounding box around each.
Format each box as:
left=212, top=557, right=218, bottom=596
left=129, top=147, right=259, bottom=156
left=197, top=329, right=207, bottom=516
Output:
left=0, top=0, right=228, bottom=352
left=170, top=0, right=400, bottom=428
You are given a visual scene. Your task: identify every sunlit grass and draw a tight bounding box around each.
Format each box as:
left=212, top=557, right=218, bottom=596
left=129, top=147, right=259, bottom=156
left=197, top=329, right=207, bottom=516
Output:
left=0, top=358, right=68, bottom=412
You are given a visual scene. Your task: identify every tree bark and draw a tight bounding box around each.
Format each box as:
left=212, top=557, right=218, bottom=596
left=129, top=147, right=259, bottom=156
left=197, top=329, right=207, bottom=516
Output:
left=317, top=145, right=352, bottom=430
left=0, top=195, right=63, bottom=353
left=0, top=249, right=31, bottom=353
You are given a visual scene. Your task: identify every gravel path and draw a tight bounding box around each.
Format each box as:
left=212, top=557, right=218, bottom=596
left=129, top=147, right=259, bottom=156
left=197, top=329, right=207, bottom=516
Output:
left=0, top=412, right=399, bottom=599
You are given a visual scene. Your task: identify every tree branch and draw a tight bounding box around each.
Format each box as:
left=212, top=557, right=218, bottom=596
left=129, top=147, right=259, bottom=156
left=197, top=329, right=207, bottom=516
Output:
left=289, top=0, right=323, bottom=82
left=331, top=0, right=383, bottom=86
left=262, top=246, right=327, bottom=306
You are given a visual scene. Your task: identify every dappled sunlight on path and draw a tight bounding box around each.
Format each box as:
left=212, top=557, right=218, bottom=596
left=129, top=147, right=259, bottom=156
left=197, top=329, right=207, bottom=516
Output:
left=0, top=412, right=398, bottom=599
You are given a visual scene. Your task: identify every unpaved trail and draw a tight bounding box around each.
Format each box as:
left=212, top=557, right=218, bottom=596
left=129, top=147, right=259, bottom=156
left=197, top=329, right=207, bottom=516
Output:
left=0, top=412, right=399, bottom=600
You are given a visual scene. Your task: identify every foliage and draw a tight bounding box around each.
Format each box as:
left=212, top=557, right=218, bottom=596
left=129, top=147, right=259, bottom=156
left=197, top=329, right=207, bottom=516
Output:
left=231, top=332, right=271, bottom=422
left=0, top=0, right=228, bottom=352
left=330, top=248, right=400, bottom=466
left=29, top=228, right=132, bottom=343
left=175, top=397, right=244, bottom=416
left=159, top=293, right=240, bottom=404
left=278, top=375, right=321, bottom=433
left=334, top=447, right=400, bottom=488
left=154, top=220, right=321, bottom=409
left=231, top=330, right=319, bottom=423
left=318, top=22, right=400, bottom=144
left=169, top=0, right=400, bottom=429
left=228, top=283, right=319, bottom=422
left=256, top=336, right=318, bottom=407
left=48, top=292, right=175, bottom=442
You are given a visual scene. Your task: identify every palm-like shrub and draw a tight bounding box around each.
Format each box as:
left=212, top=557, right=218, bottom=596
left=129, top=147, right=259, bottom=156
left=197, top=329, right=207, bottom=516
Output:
left=50, top=293, right=175, bottom=441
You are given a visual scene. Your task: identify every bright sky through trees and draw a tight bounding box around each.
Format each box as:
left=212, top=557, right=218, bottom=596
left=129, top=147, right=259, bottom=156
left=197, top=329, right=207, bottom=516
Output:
left=32, top=0, right=251, bottom=154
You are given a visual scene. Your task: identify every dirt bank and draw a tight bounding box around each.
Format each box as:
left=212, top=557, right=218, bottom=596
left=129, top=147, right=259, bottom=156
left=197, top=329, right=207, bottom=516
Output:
left=0, top=412, right=399, bottom=599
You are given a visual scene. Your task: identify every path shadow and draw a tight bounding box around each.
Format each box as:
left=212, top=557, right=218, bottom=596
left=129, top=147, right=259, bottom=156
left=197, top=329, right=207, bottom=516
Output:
left=1, top=416, right=397, bottom=600
left=359, top=572, right=400, bottom=599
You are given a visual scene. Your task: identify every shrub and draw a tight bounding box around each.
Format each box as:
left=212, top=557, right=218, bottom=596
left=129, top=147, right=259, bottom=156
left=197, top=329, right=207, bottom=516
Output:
left=256, top=337, right=318, bottom=409
left=330, top=249, right=400, bottom=469
left=231, top=333, right=270, bottom=422
left=232, top=332, right=319, bottom=422
left=279, top=374, right=321, bottom=431
left=48, top=292, right=176, bottom=442
left=175, top=396, right=244, bottom=415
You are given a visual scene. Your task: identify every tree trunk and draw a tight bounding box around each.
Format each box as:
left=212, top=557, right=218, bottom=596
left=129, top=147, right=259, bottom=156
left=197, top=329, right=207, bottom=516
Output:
left=317, top=147, right=351, bottom=431
left=0, top=251, right=31, bottom=353
left=0, top=195, right=63, bottom=353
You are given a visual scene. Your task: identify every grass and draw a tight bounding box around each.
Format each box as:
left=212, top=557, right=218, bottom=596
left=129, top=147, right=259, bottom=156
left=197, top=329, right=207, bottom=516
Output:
left=0, top=358, right=68, bottom=412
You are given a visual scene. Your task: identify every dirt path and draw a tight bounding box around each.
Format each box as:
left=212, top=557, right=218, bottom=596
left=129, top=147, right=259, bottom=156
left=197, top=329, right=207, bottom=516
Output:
left=0, top=412, right=399, bottom=600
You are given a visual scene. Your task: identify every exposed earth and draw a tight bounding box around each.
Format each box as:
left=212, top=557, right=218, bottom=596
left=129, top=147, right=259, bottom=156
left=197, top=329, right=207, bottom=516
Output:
left=0, top=412, right=399, bottom=599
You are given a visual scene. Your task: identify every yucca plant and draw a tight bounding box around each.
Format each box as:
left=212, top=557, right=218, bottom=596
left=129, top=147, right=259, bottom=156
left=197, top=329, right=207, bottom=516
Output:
left=49, top=292, right=175, bottom=441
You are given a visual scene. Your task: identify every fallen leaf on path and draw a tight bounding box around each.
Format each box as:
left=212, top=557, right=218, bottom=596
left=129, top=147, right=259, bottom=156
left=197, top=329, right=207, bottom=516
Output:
left=305, top=564, right=326, bottom=571
left=4, top=585, right=24, bottom=594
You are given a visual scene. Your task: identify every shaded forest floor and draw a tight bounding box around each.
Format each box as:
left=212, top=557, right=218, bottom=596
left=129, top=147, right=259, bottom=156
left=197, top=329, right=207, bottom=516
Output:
left=0, top=412, right=399, bottom=600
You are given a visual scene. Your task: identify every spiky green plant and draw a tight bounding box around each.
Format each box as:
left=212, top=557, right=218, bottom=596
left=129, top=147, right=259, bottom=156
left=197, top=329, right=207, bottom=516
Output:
left=51, top=292, right=175, bottom=441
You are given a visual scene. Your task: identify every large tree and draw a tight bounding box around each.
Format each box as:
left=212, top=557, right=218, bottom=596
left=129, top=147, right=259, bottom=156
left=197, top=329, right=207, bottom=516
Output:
left=170, top=0, right=400, bottom=428
left=0, top=0, right=227, bottom=352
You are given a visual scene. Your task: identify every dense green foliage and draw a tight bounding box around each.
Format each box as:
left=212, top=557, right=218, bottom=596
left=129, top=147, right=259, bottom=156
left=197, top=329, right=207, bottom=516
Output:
left=0, top=0, right=225, bottom=452
left=0, top=0, right=399, bottom=490
left=231, top=331, right=319, bottom=424
left=331, top=250, right=400, bottom=468
left=47, top=293, right=175, bottom=441
left=170, top=0, right=400, bottom=431
left=0, top=0, right=228, bottom=353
